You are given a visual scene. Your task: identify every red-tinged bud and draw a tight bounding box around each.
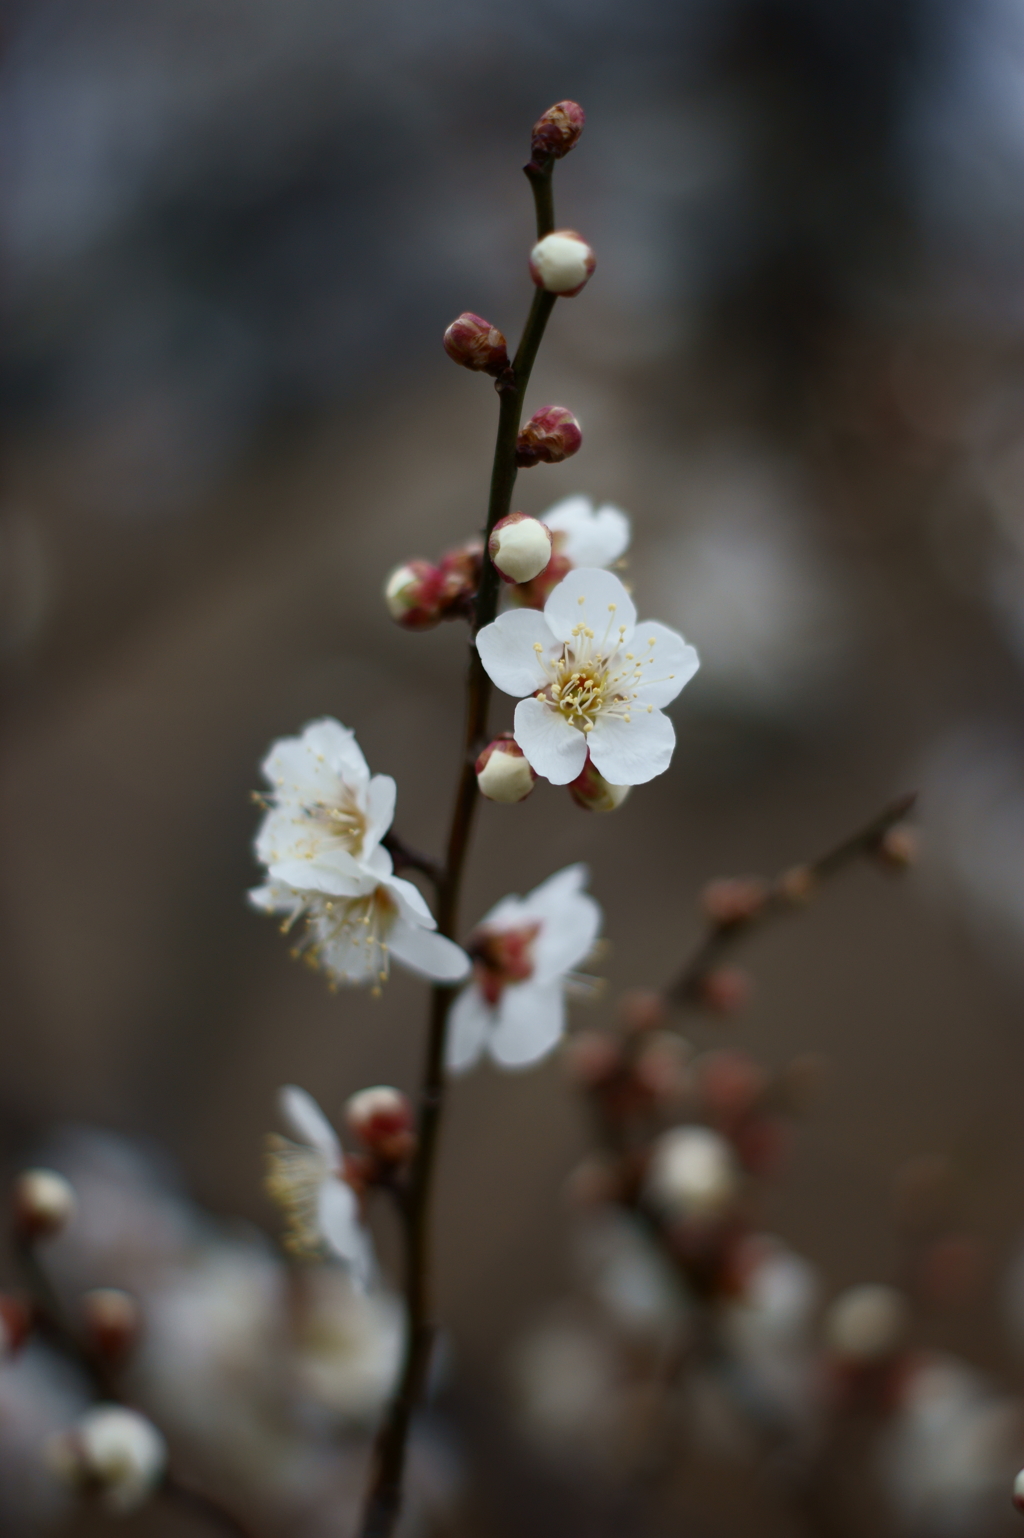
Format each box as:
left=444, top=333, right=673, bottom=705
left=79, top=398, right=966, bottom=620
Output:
left=475, top=734, right=536, bottom=803
left=81, top=1289, right=140, bottom=1363
left=700, top=876, right=769, bottom=926
left=516, top=405, right=582, bottom=468
left=436, top=540, right=482, bottom=616
left=530, top=100, right=585, bottom=164
left=568, top=756, right=630, bottom=813
left=617, top=988, right=667, bottom=1035
left=344, top=1086, right=415, bottom=1163
left=443, top=312, right=509, bottom=375
left=13, top=1168, right=76, bottom=1240
left=488, top=513, right=552, bottom=584
left=633, top=1032, right=692, bottom=1105
left=563, top=1030, right=622, bottom=1087
left=510, top=547, right=573, bottom=610
left=874, top=824, right=918, bottom=870
left=529, top=230, right=596, bottom=296
left=383, top=560, right=444, bottom=630
left=694, top=1050, right=766, bottom=1122
left=695, top=967, right=751, bottom=1015
left=0, top=1295, right=31, bottom=1357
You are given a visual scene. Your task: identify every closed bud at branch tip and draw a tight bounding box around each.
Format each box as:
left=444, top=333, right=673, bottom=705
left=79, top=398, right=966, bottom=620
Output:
left=516, top=405, right=582, bottom=468
left=530, top=100, right=585, bottom=164
left=345, top=1086, right=415, bottom=1163
left=701, top=876, right=768, bottom=926
left=695, top=967, right=751, bottom=1015
left=875, top=824, right=917, bottom=870
left=489, top=513, right=552, bottom=584
left=529, top=231, right=596, bottom=296
left=384, top=560, right=444, bottom=630
left=81, top=1288, right=141, bottom=1363
left=476, top=734, right=537, bottom=803
left=13, top=1168, right=76, bottom=1239
left=443, top=312, right=509, bottom=375
left=569, top=756, right=630, bottom=813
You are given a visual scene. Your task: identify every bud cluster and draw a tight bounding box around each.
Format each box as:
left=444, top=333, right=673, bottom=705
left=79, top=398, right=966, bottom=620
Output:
left=384, top=540, right=482, bottom=630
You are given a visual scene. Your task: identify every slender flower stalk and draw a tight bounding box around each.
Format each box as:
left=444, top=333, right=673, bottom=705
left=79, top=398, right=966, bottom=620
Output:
left=356, top=135, right=569, bottom=1538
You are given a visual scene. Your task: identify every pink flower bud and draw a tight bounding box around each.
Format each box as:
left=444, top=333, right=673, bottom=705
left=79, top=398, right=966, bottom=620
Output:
left=443, top=312, right=509, bottom=375
left=695, top=967, right=751, bottom=1015
left=13, top=1169, right=75, bottom=1239
left=529, top=230, right=596, bottom=296
left=568, top=756, right=630, bottom=813
left=488, top=513, right=552, bottom=584
left=475, top=734, right=537, bottom=803
left=436, top=540, right=482, bottom=617
left=530, top=100, right=586, bottom=163
left=700, top=876, right=769, bottom=926
left=563, top=1030, right=622, bottom=1087
left=383, top=560, right=444, bottom=630
left=516, top=406, right=582, bottom=468
left=617, top=988, right=668, bottom=1034
left=344, top=1086, right=415, bottom=1163
left=0, top=1295, right=31, bottom=1358
left=82, top=1288, right=141, bottom=1363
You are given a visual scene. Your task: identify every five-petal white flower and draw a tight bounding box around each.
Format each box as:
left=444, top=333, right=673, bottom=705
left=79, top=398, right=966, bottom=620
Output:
left=250, top=719, right=469, bottom=988
left=447, top=864, right=601, bottom=1072
left=477, top=568, right=699, bottom=786
left=266, top=1085, right=375, bottom=1288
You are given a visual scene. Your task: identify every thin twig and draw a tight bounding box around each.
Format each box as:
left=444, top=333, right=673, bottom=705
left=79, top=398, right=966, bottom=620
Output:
left=667, top=792, right=917, bottom=1006
left=355, top=158, right=561, bottom=1538
left=381, top=831, right=444, bottom=890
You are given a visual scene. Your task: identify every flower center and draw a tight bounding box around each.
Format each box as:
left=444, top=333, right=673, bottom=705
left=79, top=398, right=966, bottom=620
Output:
left=533, top=600, right=674, bottom=734
left=291, top=885, right=398, bottom=994
left=470, top=922, right=541, bottom=1006
left=265, top=1139, right=333, bottom=1257
left=308, top=788, right=368, bottom=857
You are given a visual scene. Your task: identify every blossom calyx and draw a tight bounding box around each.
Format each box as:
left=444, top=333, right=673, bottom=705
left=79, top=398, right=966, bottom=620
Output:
left=516, top=406, right=582, bottom=468
left=384, top=560, right=444, bottom=630
left=443, top=312, right=509, bottom=375
left=529, top=230, right=596, bottom=296
left=489, top=514, right=553, bottom=584
left=530, top=100, right=585, bottom=164
left=82, top=1288, right=141, bottom=1363
left=476, top=734, right=537, bottom=803
left=13, top=1168, right=76, bottom=1239
left=344, top=1086, right=415, bottom=1163
left=568, top=756, right=630, bottom=812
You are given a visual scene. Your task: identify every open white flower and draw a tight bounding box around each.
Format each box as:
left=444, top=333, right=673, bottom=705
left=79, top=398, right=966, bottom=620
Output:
left=542, top=494, right=630, bottom=569
left=250, top=718, right=469, bottom=988
left=266, top=1086, right=374, bottom=1288
left=477, top=567, right=699, bottom=786
left=447, top=864, right=601, bottom=1072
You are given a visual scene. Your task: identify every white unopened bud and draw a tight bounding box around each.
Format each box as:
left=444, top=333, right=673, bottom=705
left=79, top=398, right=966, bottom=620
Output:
left=643, top=1126, right=739, bottom=1223
left=488, top=514, right=553, bottom=584
left=823, top=1284, right=909, bottom=1362
left=13, top=1169, right=76, bottom=1239
left=529, top=230, right=596, bottom=296
left=475, top=735, right=537, bottom=803
left=49, top=1405, right=166, bottom=1513
left=383, top=560, right=443, bottom=630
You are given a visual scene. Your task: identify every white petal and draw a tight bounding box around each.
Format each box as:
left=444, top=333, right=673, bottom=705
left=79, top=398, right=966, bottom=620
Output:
left=587, top=707, right=676, bottom=785
left=383, top=873, right=436, bottom=929
left=318, top=1178, right=374, bottom=1289
left=628, top=621, right=700, bottom=708
left=543, top=566, right=637, bottom=646
left=364, top=775, right=397, bottom=850
left=315, top=921, right=381, bottom=985
left=543, top=497, right=631, bottom=568
left=513, top=697, right=589, bottom=785
left=387, top=919, right=471, bottom=981
left=262, top=718, right=368, bottom=801
left=533, top=894, right=602, bottom=982
left=268, top=854, right=373, bottom=896
left=521, top=863, right=588, bottom=910
left=476, top=609, right=558, bottom=697
left=248, top=882, right=303, bottom=917
left=303, top=718, right=371, bottom=785
left=446, top=986, right=493, bottom=1074
left=279, top=1085, right=341, bottom=1166
left=489, top=981, right=566, bottom=1068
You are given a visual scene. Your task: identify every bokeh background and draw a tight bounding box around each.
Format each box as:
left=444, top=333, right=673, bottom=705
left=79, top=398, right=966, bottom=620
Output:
left=5, top=0, right=1024, bottom=1532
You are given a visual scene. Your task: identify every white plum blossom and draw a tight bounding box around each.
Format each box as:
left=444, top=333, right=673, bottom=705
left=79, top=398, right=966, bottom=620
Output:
left=265, top=1085, right=375, bottom=1288
left=250, top=718, right=469, bottom=988
left=542, top=494, right=630, bottom=569
left=477, top=568, right=699, bottom=787
left=447, top=864, right=601, bottom=1072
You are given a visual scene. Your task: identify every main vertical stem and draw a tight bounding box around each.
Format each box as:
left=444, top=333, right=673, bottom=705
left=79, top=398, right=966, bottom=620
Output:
left=356, top=166, right=558, bottom=1538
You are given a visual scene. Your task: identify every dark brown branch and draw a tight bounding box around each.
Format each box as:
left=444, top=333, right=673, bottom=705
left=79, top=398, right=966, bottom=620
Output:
left=381, top=831, right=443, bottom=890
left=356, top=163, right=561, bottom=1538
left=667, top=792, right=917, bottom=1006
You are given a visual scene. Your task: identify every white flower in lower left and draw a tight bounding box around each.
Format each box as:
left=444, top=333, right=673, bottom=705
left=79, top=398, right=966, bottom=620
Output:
left=47, top=1405, right=166, bottom=1513
left=265, top=1086, right=374, bottom=1289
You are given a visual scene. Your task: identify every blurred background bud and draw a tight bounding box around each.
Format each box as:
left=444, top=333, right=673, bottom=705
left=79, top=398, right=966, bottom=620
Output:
left=488, top=513, right=552, bottom=584
left=475, top=734, right=536, bottom=803
left=442, top=312, right=508, bottom=375
left=568, top=756, right=629, bottom=812
left=13, top=1170, right=76, bottom=1240
left=694, top=966, right=751, bottom=1015
left=643, top=1125, right=739, bottom=1224
left=874, top=823, right=919, bottom=871
left=48, top=1404, right=166, bottom=1513
left=344, top=1085, right=415, bottom=1163
left=700, top=876, right=769, bottom=925
left=81, top=1288, right=141, bottom=1363
left=530, top=100, right=585, bottom=164
left=616, top=988, right=667, bottom=1035
left=563, top=1030, right=622, bottom=1088
left=516, top=405, right=582, bottom=468
left=383, top=559, right=443, bottom=630
left=528, top=231, right=596, bottom=296
left=823, top=1283, right=909, bottom=1363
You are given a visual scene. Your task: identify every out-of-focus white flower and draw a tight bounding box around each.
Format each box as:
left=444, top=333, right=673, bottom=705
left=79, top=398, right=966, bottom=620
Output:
left=512, top=495, right=631, bottom=609
left=447, top=865, right=601, bottom=1072
left=510, top=1315, right=620, bottom=1451
left=293, top=1269, right=403, bottom=1425
left=823, top=1283, right=909, bottom=1362
left=879, top=1354, right=1023, bottom=1535
left=721, top=1235, right=820, bottom=1437
left=476, top=568, right=698, bottom=786
left=266, top=1086, right=373, bottom=1288
left=643, top=1126, right=739, bottom=1223
left=250, top=718, right=469, bottom=987
left=48, top=1404, right=166, bottom=1513
left=573, top=1213, right=687, bottom=1339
